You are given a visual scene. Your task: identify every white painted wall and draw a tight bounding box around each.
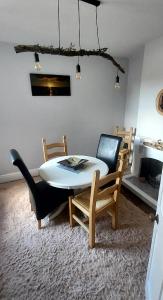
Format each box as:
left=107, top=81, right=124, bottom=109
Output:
left=125, top=35, right=163, bottom=140
left=0, top=42, right=128, bottom=175
left=137, top=36, right=163, bottom=140
left=124, top=47, right=144, bottom=129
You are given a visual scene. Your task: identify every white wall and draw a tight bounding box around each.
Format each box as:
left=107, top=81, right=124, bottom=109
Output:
left=137, top=36, right=163, bottom=139
left=124, top=47, right=144, bottom=129
left=125, top=35, right=163, bottom=141
left=0, top=42, right=128, bottom=175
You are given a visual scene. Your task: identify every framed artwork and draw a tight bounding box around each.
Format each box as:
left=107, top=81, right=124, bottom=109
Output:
left=156, top=89, right=163, bottom=115
left=30, top=74, right=71, bottom=96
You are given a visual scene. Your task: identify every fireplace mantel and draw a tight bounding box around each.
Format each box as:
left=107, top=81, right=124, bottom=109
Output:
left=122, top=136, right=163, bottom=209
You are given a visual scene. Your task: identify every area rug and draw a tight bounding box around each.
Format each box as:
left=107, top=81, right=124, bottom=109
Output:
left=0, top=180, right=153, bottom=300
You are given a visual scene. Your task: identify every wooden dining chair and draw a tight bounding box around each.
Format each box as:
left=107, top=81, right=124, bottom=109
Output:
left=42, top=135, right=68, bottom=162
left=114, top=126, right=136, bottom=169
left=114, top=126, right=134, bottom=153
left=69, top=157, right=125, bottom=249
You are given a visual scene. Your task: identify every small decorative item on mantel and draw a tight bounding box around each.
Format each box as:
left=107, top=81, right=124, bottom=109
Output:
left=143, top=138, right=163, bottom=151
left=143, top=137, right=155, bottom=148
left=156, top=89, right=163, bottom=115
left=154, top=140, right=163, bottom=151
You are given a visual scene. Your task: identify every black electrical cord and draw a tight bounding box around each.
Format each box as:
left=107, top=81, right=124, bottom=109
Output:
left=58, top=0, right=61, bottom=49
left=96, top=6, right=101, bottom=50
left=78, top=0, right=81, bottom=50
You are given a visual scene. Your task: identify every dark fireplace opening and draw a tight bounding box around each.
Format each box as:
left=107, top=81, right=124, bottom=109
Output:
left=139, top=158, right=162, bottom=188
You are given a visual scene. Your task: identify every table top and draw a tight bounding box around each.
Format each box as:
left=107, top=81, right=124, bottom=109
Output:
left=39, top=155, right=108, bottom=189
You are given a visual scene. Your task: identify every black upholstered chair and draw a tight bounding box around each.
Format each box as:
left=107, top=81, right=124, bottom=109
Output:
left=96, top=134, right=122, bottom=173
left=9, top=149, right=71, bottom=229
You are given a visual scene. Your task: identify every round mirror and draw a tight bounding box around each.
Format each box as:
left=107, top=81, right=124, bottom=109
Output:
left=156, top=89, right=163, bottom=115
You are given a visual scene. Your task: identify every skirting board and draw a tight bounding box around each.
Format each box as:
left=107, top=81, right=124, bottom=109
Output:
left=0, top=169, right=39, bottom=183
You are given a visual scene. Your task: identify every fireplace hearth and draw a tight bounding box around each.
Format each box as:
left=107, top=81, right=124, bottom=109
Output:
left=122, top=136, right=163, bottom=209
left=124, top=175, right=159, bottom=201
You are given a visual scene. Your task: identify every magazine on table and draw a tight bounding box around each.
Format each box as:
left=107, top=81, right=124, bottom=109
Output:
left=58, top=157, right=88, bottom=170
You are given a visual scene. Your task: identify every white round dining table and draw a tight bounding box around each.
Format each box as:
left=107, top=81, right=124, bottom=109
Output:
left=39, top=155, right=108, bottom=190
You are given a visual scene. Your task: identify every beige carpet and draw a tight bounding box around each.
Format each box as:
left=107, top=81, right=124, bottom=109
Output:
left=0, top=180, right=153, bottom=300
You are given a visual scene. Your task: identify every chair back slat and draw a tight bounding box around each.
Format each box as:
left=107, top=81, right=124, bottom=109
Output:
left=42, top=135, right=68, bottom=162
left=98, top=170, right=121, bottom=188
left=46, top=142, right=66, bottom=149
left=47, top=152, right=67, bottom=160
left=97, top=183, right=119, bottom=200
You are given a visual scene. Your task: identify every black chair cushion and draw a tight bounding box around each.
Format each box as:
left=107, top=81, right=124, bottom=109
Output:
left=9, top=149, right=72, bottom=221
left=96, top=134, right=122, bottom=173
left=35, top=181, right=71, bottom=220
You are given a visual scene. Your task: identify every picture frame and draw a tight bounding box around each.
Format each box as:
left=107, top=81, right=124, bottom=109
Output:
left=30, top=73, right=71, bottom=96
left=156, top=89, right=163, bottom=115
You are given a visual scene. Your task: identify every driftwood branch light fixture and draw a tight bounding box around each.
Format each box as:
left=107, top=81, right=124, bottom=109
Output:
left=14, top=0, right=125, bottom=74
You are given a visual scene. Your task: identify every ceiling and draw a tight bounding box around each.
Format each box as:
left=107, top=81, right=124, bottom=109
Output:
left=1, top=0, right=163, bottom=57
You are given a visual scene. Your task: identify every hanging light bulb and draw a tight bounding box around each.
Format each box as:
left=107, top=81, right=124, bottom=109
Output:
left=34, top=52, right=42, bottom=71
left=115, top=70, right=120, bottom=89
left=76, top=62, right=81, bottom=80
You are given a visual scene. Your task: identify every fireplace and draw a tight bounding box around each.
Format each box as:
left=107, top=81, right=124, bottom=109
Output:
left=122, top=136, right=163, bottom=209
left=139, top=158, right=162, bottom=188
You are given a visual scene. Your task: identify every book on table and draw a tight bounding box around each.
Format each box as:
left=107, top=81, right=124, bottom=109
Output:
left=58, top=157, right=88, bottom=170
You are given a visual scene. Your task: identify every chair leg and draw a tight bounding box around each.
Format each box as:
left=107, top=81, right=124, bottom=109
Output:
left=89, top=214, right=95, bottom=249
left=69, top=197, right=75, bottom=227
left=38, top=220, right=41, bottom=229
left=111, top=204, right=118, bottom=230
